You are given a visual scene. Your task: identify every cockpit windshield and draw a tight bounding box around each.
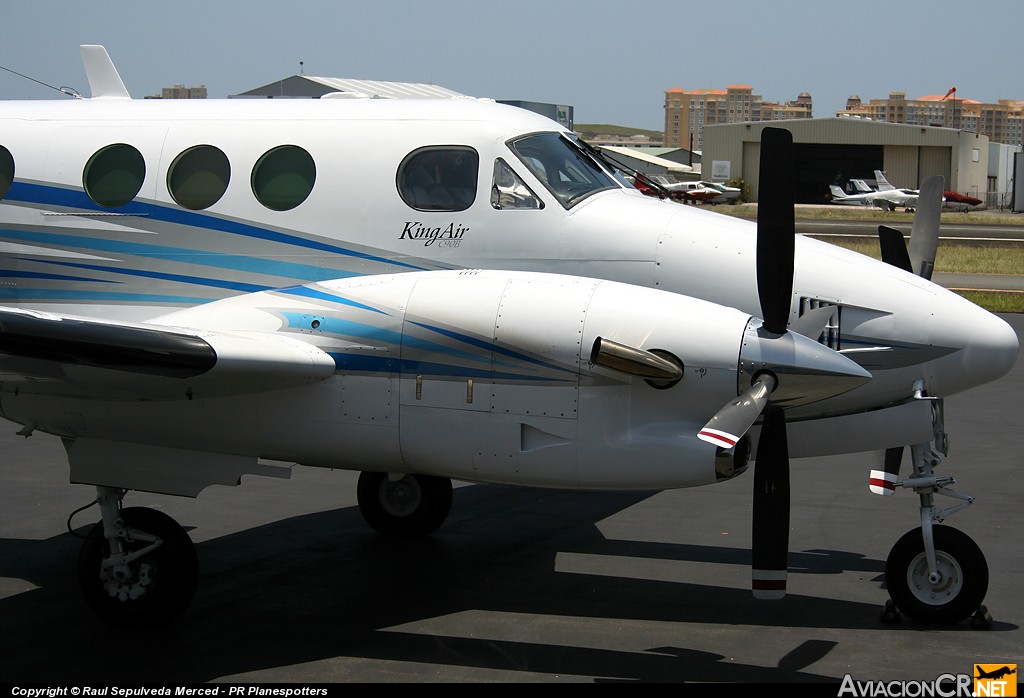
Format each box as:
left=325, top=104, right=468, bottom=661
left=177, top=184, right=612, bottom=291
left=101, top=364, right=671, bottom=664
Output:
left=508, top=132, right=618, bottom=208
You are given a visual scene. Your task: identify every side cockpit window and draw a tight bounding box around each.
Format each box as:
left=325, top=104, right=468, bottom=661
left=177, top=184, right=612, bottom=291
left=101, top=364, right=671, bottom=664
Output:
left=509, top=132, right=616, bottom=208
left=0, top=145, right=13, bottom=201
left=83, top=143, right=145, bottom=208
left=490, top=158, right=541, bottom=210
left=398, top=147, right=478, bottom=212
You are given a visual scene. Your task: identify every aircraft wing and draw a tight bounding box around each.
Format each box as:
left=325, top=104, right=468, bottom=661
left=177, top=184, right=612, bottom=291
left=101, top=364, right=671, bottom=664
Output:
left=0, top=306, right=336, bottom=400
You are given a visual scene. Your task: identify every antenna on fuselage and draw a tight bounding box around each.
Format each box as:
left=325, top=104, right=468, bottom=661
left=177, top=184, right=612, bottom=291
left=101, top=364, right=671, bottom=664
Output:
left=0, top=62, right=80, bottom=98
left=80, top=45, right=131, bottom=100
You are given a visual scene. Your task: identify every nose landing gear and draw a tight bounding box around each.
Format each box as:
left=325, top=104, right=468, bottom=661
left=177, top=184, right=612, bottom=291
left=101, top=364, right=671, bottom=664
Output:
left=882, top=437, right=989, bottom=626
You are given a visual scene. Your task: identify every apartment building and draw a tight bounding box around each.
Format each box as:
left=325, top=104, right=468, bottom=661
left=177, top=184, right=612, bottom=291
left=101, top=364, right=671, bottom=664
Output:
left=837, top=92, right=1024, bottom=146
left=664, top=85, right=812, bottom=151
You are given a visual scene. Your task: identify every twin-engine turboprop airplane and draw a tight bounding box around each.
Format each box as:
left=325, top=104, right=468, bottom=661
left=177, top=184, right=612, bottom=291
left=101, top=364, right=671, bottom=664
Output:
left=0, top=46, right=1017, bottom=626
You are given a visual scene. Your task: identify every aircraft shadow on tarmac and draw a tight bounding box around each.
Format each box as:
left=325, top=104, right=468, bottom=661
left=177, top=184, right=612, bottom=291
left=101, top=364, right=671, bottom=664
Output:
left=1, top=481, right=1015, bottom=683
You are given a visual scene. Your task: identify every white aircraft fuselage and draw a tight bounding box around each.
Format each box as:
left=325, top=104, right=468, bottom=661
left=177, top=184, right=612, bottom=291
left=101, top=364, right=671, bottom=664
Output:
left=0, top=97, right=1016, bottom=488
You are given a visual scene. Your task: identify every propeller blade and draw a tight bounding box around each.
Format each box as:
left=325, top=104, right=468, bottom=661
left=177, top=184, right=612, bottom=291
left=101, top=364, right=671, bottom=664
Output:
left=869, top=446, right=904, bottom=496
left=878, top=225, right=913, bottom=273
left=788, top=304, right=835, bottom=341
left=908, top=175, right=944, bottom=280
left=756, top=128, right=796, bottom=335
left=698, top=374, right=777, bottom=449
left=752, top=406, right=790, bottom=599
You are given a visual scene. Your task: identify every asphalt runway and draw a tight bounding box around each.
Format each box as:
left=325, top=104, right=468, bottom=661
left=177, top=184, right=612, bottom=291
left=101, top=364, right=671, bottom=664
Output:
left=1, top=316, right=1021, bottom=685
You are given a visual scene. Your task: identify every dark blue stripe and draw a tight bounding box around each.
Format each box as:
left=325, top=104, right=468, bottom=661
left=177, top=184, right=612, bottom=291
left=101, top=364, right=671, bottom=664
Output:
left=0, top=269, right=118, bottom=284
left=328, top=352, right=569, bottom=382
left=0, top=289, right=213, bottom=303
left=407, top=319, right=577, bottom=374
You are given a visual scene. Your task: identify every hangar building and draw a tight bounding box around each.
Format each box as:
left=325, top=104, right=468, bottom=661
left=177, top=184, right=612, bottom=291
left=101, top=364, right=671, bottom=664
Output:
left=701, top=118, right=989, bottom=204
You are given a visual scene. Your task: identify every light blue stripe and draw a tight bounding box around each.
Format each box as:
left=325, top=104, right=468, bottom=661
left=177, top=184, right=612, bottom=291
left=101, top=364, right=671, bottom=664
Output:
left=7, top=181, right=429, bottom=271
left=0, top=228, right=344, bottom=282
left=275, top=286, right=389, bottom=315
left=32, top=258, right=267, bottom=293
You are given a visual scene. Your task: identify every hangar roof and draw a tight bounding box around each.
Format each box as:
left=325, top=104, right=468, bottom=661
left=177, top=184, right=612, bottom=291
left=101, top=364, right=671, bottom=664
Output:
left=599, top=146, right=694, bottom=173
left=234, top=75, right=464, bottom=100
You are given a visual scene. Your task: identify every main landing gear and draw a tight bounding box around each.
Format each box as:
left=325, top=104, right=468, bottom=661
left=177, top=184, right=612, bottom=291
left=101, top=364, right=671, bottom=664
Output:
left=356, top=471, right=453, bottom=537
left=881, top=417, right=989, bottom=626
left=77, top=487, right=198, bottom=625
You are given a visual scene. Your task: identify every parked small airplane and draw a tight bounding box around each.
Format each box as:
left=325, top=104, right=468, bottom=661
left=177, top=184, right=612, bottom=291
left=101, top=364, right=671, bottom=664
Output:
left=867, top=171, right=979, bottom=212
left=697, top=180, right=741, bottom=203
left=0, top=46, right=1016, bottom=626
left=940, top=190, right=983, bottom=212
left=829, top=180, right=923, bottom=211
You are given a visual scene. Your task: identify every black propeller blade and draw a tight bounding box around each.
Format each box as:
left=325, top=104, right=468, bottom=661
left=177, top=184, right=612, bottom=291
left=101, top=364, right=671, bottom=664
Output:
left=756, top=127, right=795, bottom=335
left=749, top=127, right=796, bottom=597
left=878, top=226, right=913, bottom=273
left=751, top=407, right=790, bottom=598
left=869, top=446, right=904, bottom=496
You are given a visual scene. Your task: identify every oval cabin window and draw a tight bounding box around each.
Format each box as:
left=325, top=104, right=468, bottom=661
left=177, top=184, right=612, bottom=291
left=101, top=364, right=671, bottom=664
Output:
left=0, top=145, right=14, bottom=201
left=83, top=143, right=145, bottom=208
left=251, top=145, right=316, bottom=211
left=167, top=145, right=231, bottom=210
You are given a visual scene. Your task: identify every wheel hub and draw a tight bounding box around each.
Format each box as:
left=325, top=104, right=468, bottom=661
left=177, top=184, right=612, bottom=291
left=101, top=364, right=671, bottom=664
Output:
left=101, top=561, right=154, bottom=601
left=380, top=477, right=422, bottom=517
left=907, top=552, right=963, bottom=606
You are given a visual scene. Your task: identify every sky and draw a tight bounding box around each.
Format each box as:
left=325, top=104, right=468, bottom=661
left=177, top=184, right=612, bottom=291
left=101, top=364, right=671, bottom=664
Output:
left=2, top=0, right=1022, bottom=132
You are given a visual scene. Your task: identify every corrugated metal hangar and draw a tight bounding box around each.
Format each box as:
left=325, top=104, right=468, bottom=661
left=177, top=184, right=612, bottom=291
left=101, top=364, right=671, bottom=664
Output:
left=701, top=118, right=989, bottom=204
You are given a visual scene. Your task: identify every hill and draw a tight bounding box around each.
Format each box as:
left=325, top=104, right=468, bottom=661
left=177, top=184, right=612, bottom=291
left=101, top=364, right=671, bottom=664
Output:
left=574, top=124, right=663, bottom=140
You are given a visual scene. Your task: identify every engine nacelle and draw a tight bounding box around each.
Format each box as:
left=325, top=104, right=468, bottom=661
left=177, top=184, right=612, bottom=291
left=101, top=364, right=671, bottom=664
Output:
left=1, top=270, right=756, bottom=494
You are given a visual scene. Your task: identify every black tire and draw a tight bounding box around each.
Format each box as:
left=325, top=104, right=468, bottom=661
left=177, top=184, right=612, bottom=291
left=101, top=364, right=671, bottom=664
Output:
left=885, top=525, right=988, bottom=625
left=357, top=472, right=452, bottom=537
left=78, top=507, right=198, bottom=626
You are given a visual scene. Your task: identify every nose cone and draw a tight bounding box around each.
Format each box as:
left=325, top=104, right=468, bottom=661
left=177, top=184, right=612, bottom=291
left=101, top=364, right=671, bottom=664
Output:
left=937, top=306, right=1019, bottom=396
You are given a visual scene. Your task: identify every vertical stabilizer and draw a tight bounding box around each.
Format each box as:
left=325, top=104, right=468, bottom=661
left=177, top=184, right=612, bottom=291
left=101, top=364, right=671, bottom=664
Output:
left=874, top=170, right=895, bottom=191
left=80, top=45, right=131, bottom=99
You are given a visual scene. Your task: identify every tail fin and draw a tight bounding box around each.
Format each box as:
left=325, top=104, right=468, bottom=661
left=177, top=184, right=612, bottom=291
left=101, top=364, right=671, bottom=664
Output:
left=874, top=170, right=895, bottom=191
left=829, top=185, right=848, bottom=199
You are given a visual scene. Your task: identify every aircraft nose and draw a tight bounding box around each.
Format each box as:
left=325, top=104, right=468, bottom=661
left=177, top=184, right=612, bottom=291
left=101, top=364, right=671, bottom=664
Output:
left=965, top=310, right=1019, bottom=385
left=935, top=307, right=1019, bottom=396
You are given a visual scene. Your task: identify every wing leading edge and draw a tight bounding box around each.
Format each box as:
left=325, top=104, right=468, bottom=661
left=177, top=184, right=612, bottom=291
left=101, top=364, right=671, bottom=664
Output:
left=0, top=306, right=335, bottom=399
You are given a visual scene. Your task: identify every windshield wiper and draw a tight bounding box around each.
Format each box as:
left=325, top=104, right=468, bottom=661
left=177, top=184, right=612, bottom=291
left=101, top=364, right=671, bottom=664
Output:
left=568, top=135, right=674, bottom=200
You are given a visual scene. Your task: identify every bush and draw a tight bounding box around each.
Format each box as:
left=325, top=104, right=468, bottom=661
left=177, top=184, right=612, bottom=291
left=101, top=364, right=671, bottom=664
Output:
left=726, top=177, right=750, bottom=203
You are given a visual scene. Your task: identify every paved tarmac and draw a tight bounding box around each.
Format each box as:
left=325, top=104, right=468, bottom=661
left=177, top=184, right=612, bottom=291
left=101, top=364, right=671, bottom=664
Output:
left=0, top=316, right=1021, bottom=685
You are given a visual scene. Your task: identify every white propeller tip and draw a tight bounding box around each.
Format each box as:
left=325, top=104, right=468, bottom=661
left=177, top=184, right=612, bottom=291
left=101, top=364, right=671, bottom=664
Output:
left=698, top=428, right=740, bottom=449
left=869, top=469, right=898, bottom=496
left=753, top=570, right=787, bottom=600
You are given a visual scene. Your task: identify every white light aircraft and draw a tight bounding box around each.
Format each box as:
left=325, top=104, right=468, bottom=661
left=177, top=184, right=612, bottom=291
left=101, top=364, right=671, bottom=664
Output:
left=829, top=182, right=924, bottom=211
left=0, top=47, right=1017, bottom=626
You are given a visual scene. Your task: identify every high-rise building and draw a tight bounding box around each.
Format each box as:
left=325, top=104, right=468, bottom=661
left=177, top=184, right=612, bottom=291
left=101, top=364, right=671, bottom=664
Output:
left=836, top=91, right=1024, bottom=146
left=664, top=85, right=812, bottom=151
